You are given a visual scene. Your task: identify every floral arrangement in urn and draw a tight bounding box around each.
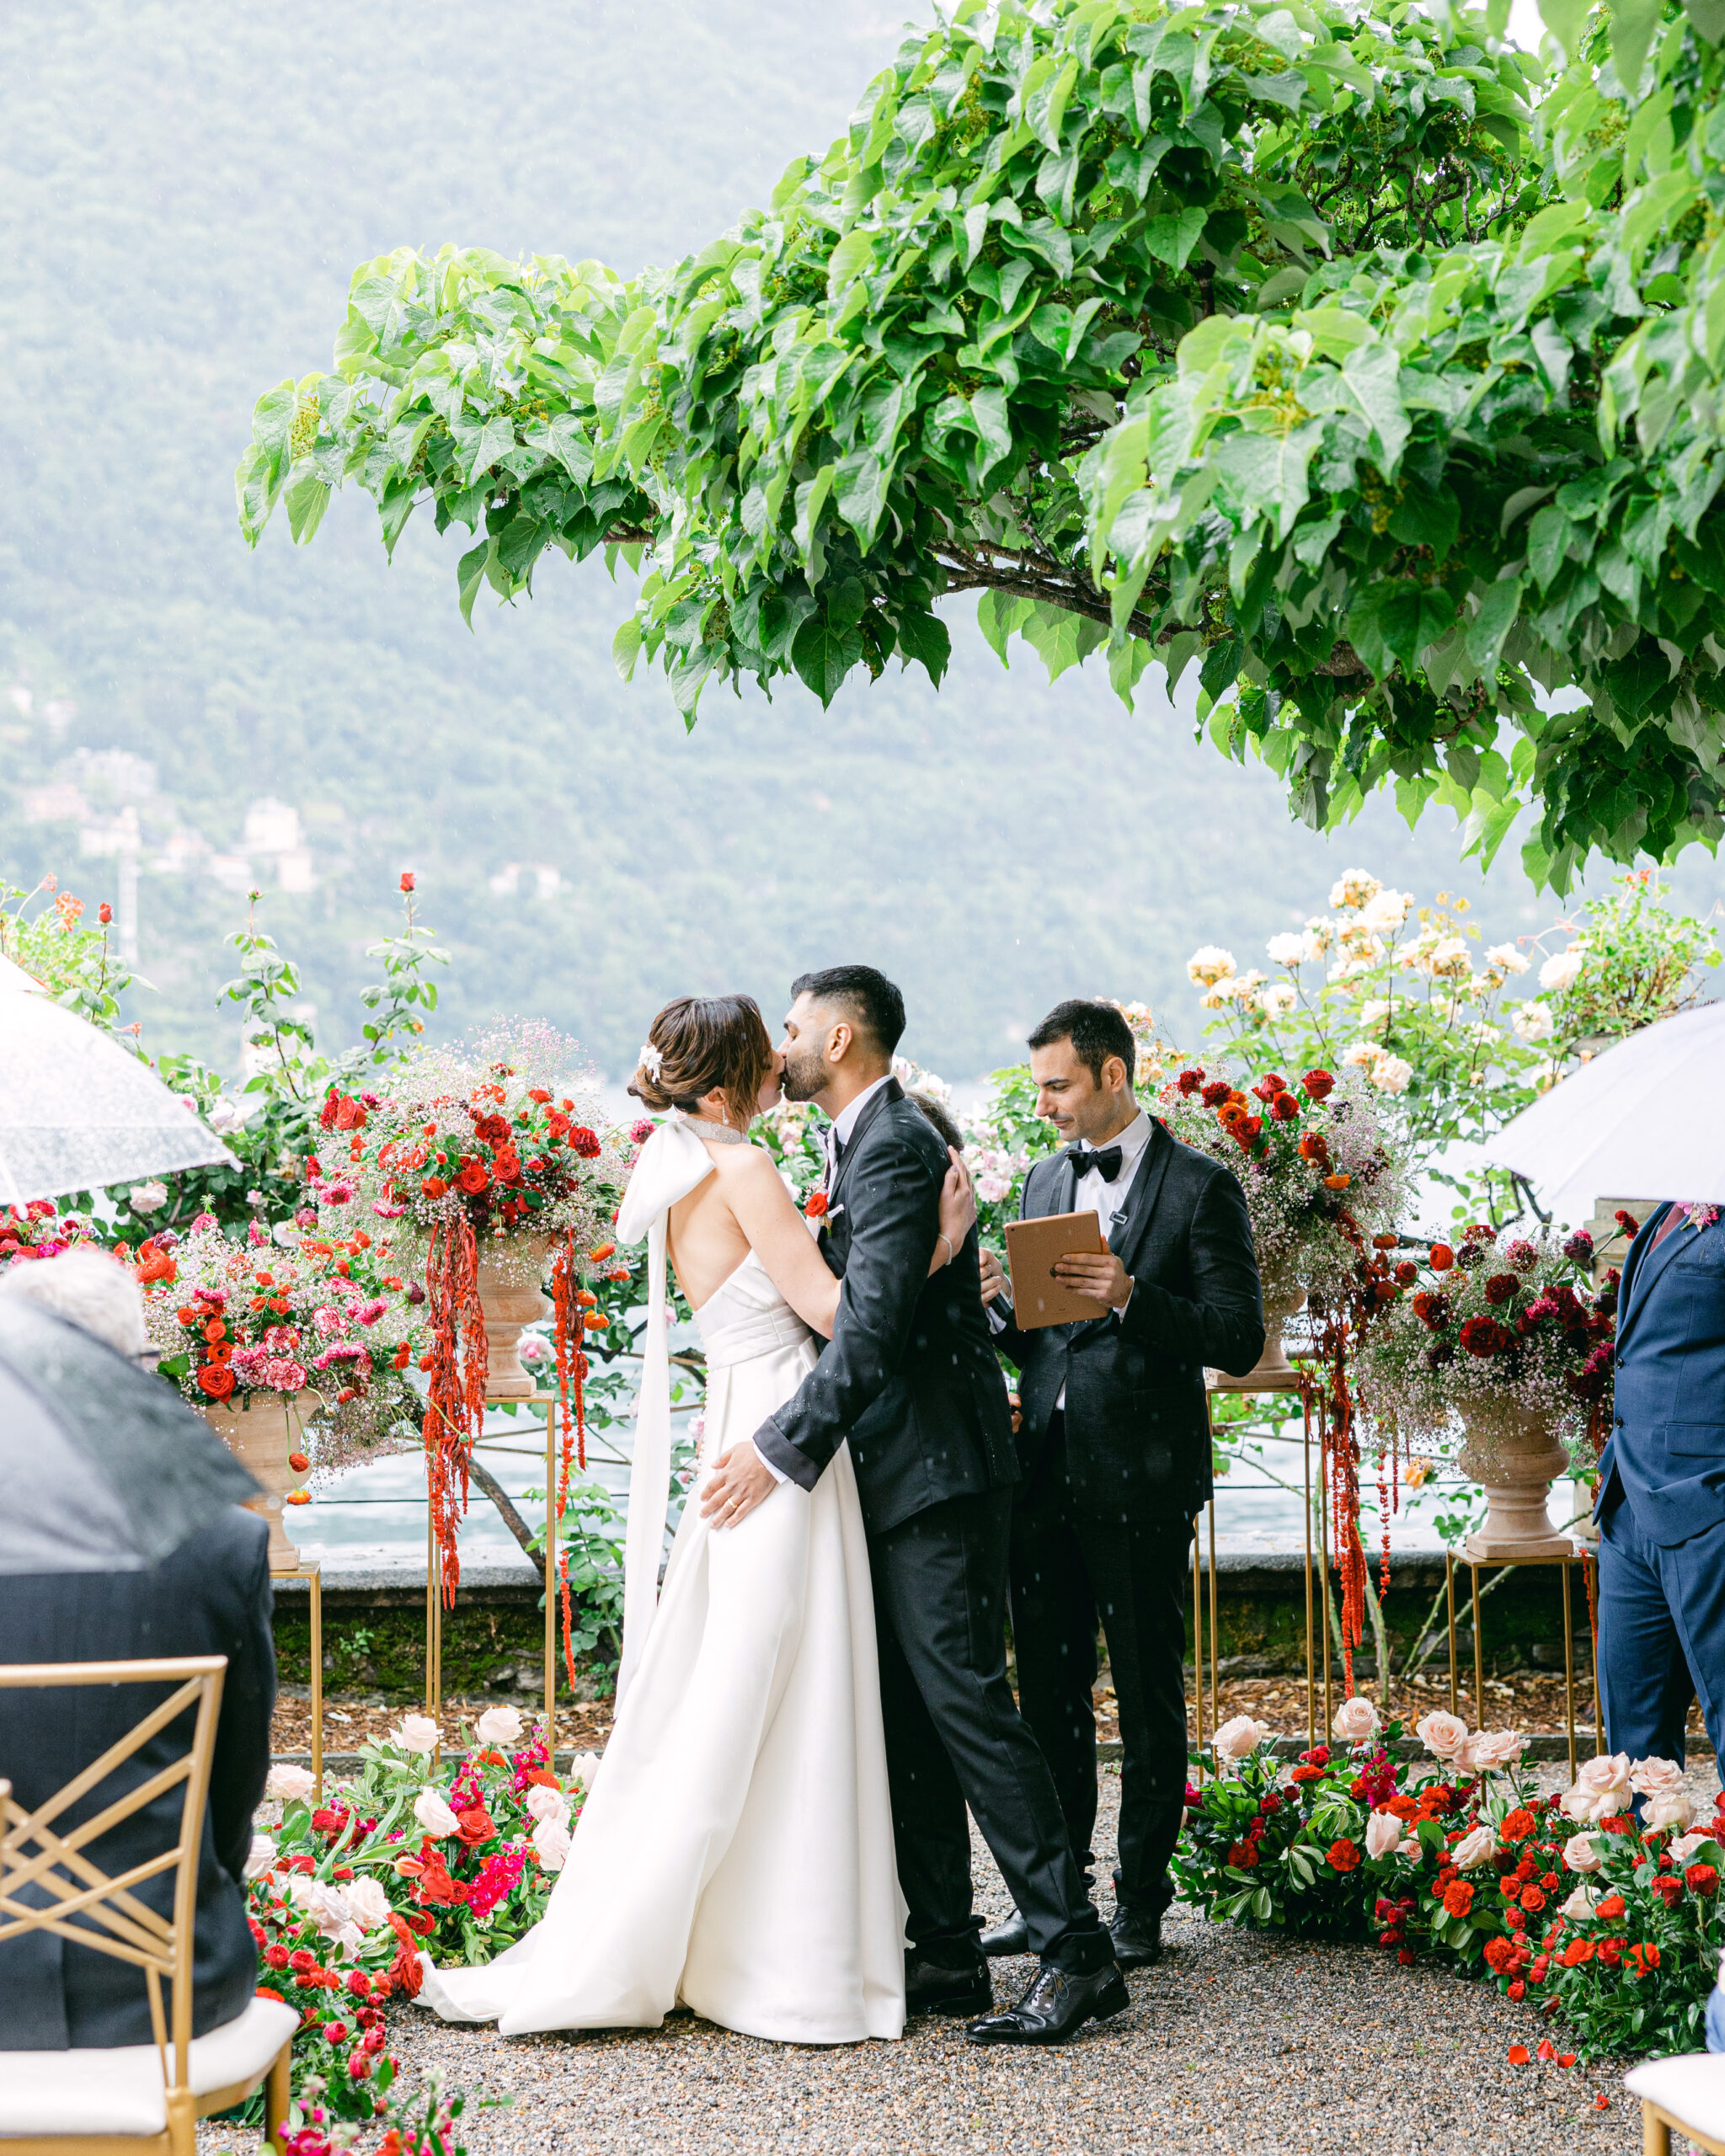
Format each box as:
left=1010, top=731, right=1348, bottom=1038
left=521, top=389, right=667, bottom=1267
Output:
left=332, top=1022, right=627, bottom=1598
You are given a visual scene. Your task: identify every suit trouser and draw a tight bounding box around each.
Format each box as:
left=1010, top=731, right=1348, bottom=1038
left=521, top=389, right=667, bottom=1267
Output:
left=1007, top=1412, right=1194, bottom=1916
left=868, top=1486, right=1108, bottom=1972
left=1598, top=1493, right=1725, bottom=1774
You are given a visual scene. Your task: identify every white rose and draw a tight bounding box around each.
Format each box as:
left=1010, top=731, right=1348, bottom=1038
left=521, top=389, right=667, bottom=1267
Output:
left=1258, top=983, right=1297, bottom=1019
left=1468, top=1729, right=1526, bottom=1771
left=302, top=1880, right=361, bottom=1951
left=1361, top=889, right=1411, bottom=931
left=394, top=1714, right=440, bottom=1757
left=523, top=1782, right=570, bottom=1825
left=264, top=1763, right=315, bottom=1804
left=1452, top=1825, right=1498, bottom=1870
left=1561, top=1881, right=1600, bottom=1922
left=531, top=1814, right=571, bottom=1872
left=1486, top=942, right=1530, bottom=974
left=1266, top=931, right=1307, bottom=966
left=1562, top=1831, right=1605, bottom=1874
left=1511, top=1001, right=1555, bottom=1043
left=474, top=1705, right=524, bottom=1748
left=1329, top=869, right=1383, bottom=911
left=1365, top=1810, right=1403, bottom=1860
left=1416, top=1710, right=1470, bottom=1763
left=206, top=1097, right=245, bottom=1134
left=1539, top=949, right=1585, bottom=993
left=1187, top=945, right=1237, bottom=989
left=1343, top=1041, right=1381, bottom=1068
left=1370, top=1053, right=1413, bottom=1094
left=1199, top=979, right=1239, bottom=1011
left=271, top=1221, right=302, bottom=1247
left=129, top=1180, right=168, bottom=1214
left=413, top=1786, right=462, bottom=1838
left=1332, top=1695, right=1381, bottom=1744
left=343, top=1876, right=393, bottom=1929
left=1357, top=999, right=1393, bottom=1035
left=1213, top=1714, right=1273, bottom=1764
left=243, top=1833, right=277, bottom=1881
left=1669, top=1833, right=1713, bottom=1864
left=565, top=1752, right=603, bottom=1793
left=1631, top=1755, right=1688, bottom=1800
left=1560, top=1753, right=1633, bottom=1822
left=1647, top=1791, right=1697, bottom=1833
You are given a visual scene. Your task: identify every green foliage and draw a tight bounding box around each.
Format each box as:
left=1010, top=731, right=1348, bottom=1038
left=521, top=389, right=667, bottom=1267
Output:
left=0, top=876, right=141, bottom=1042
left=243, top=0, right=1725, bottom=887
left=1535, top=863, right=1722, bottom=1040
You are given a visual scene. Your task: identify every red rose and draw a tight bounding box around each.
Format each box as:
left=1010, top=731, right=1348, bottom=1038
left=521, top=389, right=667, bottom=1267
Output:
left=264, top=1944, right=290, bottom=1969
left=1301, top=1070, right=1334, bottom=1101
left=570, top=1126, right=601, bottom=1159
left=474, top=1114, right=511, bottom=1147
left=399, top=870, right=415, bottom=893
left=1442, top=1881, right=1474, bottom=1918
left=1626, top=1941, right=1659, bottom=1977
left=1686, top=1863, right=1719, bottom=1896
left=1459, top=1315, right=1513, bottom=1357
left=456, top=1162, right=489, bottom=1194
left=1271, top=1091, right=1300, bottom=1122
left=1519, top=1885, right=1546, bottom=1912
left=528, top=1088, right=552, bottom=1103
left=421, top=1176, right=448, bottom=1199
left=1561, top=1937, right=1595, bottom=1966
left=196, top=1364, right=236, bottom=1400
left=1483, top=1272, right=1519, bottom=1307
left=804, top=1191, right=830, bottom=1219
left=1507, top=1979, right=1525, bottom=1999
left=1483, top=1936, right=1517, bottom=1973
left=1653, top=1874, right=1685, bottom=1908
left=1429, top=1244, right=1455, bottom=1271
left=1327, top=1838, right=1361, bottom=1872
left=456, top=1805, right=495, bottom=1846
left=1226, top=1841, right=1258, bottom=1867
left=323, top=2020, right=348, bottom=2046
left=1234, top=1115, right=1263, bottom=1145
left=1201, top=1081, right=1231, bottom=1108
left=493, top=1150, right=523, bottom=1187
left=1290, top=1763, right=1324, bottom=1784
left=1596, top=1892, right=1626, bottom=1919
left=1503, top=1810, right=1539, bottom=1846
left=1177, top=1068, right=1204, bottom=1096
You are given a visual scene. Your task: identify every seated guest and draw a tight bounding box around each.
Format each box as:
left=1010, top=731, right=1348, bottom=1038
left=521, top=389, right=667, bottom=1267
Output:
left=1596, top=1199, right=1725, bottom=1777
left=0, top=1251, right=277, bottom=2048
left=978, top=1000, right=1263, bottom=1970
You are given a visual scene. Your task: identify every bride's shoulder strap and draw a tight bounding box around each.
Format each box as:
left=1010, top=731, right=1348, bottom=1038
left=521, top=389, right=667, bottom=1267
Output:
left=616, top=1119, right=717, bottom=1246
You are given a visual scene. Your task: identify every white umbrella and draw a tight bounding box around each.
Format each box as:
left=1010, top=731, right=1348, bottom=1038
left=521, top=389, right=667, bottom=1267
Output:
left=1479, top=1002, right=1725, bottom=1225
left=0, top=969, right=237, bottom=1208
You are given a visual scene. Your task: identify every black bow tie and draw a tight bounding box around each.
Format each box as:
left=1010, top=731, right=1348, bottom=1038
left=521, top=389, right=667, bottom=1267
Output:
left=1064, top=1142, right=1123, bottom=1183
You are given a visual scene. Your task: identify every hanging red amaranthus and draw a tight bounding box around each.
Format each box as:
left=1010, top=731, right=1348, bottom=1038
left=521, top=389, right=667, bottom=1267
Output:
left=549, top=1230, right=590, bottom=1689
left=422, top=1213, right=486, bottom=1604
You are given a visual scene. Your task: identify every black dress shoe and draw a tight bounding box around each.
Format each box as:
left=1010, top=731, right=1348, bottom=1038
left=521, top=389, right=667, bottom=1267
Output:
left=979, top=1910, right=1031, bottom=1957
left=964, top=1959, right=1130, bottom=2046
left=1108, top=1905, right=1163, bottom=1968
left=905, top=1951, right=994, bottom=2016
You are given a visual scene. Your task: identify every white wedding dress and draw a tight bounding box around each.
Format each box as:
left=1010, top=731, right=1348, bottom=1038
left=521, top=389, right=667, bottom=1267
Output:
left=414, top=1118, right=905, bottom=2043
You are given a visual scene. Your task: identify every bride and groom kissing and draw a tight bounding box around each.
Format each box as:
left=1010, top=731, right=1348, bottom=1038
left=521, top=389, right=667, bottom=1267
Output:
left=418, top=966, right=1266, bottom=2048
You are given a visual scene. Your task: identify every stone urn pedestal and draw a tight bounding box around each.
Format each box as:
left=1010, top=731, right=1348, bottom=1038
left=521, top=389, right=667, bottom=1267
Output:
left=1209, top=1284, right=1307, bottom=1392
left=477, top=1240, right=552, bottom=1399
left=1458, top=1399, right=1573, bottom=1561
left=202, top=1390, right=317, bottom=1570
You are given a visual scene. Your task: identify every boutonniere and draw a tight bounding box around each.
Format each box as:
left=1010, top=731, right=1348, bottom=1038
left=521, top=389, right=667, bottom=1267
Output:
left=804, top=1190, right=830, bottom=1222
left=1684, top=1203, right=1721, bottom=1232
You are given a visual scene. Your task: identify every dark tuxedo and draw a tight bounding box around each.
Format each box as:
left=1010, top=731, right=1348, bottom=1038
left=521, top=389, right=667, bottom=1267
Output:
left=0, top=1507, right=276, bottom=2047
left=990, top=1117, right=1263, bottom=1914
left=756, top=1077, right=1108, bottom=1971
left=1595, top=1202, right=1725, bottom=1771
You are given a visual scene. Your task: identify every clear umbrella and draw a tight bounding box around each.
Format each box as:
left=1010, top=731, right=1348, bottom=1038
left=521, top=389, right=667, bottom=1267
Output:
left=0, top=969, right=237, bottom=1207
left=1479, top=1002, right=1725, bottom=1226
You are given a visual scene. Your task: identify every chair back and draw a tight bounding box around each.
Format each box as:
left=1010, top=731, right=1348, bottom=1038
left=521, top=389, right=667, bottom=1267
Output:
left=0, top=1656, right=227, bottom=2092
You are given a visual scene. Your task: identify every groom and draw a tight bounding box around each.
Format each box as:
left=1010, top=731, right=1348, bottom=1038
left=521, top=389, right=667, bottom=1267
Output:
left=700, top=966, right=1125, bottom=2045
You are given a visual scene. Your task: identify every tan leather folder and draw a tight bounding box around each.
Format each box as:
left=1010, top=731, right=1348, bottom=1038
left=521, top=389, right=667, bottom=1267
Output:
left=1004, top=1209, right=1108, bottom=1328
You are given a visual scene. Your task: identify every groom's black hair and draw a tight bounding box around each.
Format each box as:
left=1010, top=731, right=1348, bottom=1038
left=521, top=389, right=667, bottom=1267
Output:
left=791, top=966, right=905, bottom=1057
left=1027, top=999, right=1136, bottom=1089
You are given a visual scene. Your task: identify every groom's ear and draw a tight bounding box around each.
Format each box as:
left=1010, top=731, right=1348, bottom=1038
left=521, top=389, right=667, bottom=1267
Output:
left=825, top=1019, right=855, bottom=1066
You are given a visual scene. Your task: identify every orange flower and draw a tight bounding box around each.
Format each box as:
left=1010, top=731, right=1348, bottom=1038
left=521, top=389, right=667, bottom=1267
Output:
left=1429, top=1244, right=1455, bottom=1271
left=393, top=1342, right=411, bottom=1370
left=1441, top=1881, right=1474, bottom=1919
left=196, top=1364, right=236, bottom=1401
left=583, top=1311, right=608, bottom=1332
left=421, top=1177, right=448, bottom=1199
left=203, top=1317, right=227, bottom=1343
left=589, top=1241, right=616, bottom=1262
left=288, top=1452, right=311, bottom=1473
left=1323, top=1172, right=1352, bottom=1190
left=1506, top=2044, right=1530, bottom=2065
left=285, top=1489, right=311, bottom=1507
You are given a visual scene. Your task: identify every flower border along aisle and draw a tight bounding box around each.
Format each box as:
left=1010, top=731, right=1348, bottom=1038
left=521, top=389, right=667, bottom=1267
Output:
left=1179, top=1704, right=1725, bottom=2062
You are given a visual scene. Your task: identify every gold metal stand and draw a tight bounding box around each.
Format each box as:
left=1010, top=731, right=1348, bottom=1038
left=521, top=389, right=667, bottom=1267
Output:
left=425, top=1399, right=560, bottom=1758
left=271, top=1556, right=322, bottom=1800
left=1444, top=1546, right=1599, bottom=1778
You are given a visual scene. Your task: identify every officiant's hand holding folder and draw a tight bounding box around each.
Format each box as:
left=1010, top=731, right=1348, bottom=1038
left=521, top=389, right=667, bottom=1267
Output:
left=1001, top=1210, right=1113, bottom=1327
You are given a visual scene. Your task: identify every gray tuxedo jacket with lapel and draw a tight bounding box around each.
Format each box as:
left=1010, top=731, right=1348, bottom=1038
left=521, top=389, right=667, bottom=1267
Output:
left=755, top=1077, right=1018, bottom=1535
left=1597, top=1200, right=1725, bottom=1546
left=991, top=1119, right=1264, bottom=1522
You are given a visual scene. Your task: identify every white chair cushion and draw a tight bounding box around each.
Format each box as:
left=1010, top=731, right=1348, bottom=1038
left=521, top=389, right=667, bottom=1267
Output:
left=1625, top=2053, right=1725, bottom=2140
left=0, top=1995, right=296, bottom=2135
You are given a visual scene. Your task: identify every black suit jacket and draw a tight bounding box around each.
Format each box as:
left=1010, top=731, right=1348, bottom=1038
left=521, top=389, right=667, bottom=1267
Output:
left=991, top=1119, right=1264, bottom=1521
left=0, top=1507, right=275, bottom=2047
left=756, top=1078, right=1017, bottom=1534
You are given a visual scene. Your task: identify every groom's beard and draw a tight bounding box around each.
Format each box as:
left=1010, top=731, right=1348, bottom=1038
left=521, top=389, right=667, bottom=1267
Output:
left=780, top=1044, right=828, bottom=1103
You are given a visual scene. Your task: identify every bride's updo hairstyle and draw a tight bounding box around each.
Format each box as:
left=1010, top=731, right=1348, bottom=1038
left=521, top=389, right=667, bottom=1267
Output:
left=628, top=995, right=776, bottom=1129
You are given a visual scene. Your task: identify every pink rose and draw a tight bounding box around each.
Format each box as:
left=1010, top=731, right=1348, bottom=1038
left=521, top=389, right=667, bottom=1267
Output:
left=1415, top=1710, right=1469, bottom=1762
left=1467, top=1729, right=1526, bottom=1772
left=1561, top=1753, right=1633, bottom=1823
left=1332, top=1695, right=1381, bottom=1744
left=1630, top=1756, right=1687, bottom=1801
left=1646, top=1791, right=1696, bottom=1833
left=1669, top=1832, right=1714, bottom=1864
left=1212, top=1714, right=1273, bottom=1765
left=1562, top=1831, right=1604, bottom=1873
left=1451, top=1824, right=1498, bottom=1870
left=1560, top=1881, right=1599, bottom=1922
left=1365, top=1810, right=1403, bottom=1860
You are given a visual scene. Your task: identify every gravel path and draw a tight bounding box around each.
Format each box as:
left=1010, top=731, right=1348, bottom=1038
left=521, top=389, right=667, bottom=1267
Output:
left=211, top=1762, right=1725, bottom=2156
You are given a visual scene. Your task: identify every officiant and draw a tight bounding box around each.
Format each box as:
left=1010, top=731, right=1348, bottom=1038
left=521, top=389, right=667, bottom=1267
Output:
left=978, top=1000, right=1263, bottom=1969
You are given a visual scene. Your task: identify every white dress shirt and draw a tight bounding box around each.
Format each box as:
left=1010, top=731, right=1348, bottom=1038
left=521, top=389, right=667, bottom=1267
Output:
left=753, top=1075, right=896, bottom=1485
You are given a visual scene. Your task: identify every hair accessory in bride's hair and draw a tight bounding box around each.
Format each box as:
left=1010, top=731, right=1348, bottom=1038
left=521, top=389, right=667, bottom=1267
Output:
left=638, top=1041, right=664, bottom=1082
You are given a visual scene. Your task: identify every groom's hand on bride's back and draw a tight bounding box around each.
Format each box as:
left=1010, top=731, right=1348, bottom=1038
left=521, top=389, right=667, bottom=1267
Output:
left=700, top=1438, right=778, bottom=1529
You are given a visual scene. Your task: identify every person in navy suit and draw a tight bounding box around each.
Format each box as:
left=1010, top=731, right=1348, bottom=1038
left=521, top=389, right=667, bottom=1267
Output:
left=1595, top=1198, right=1725, bottom=1771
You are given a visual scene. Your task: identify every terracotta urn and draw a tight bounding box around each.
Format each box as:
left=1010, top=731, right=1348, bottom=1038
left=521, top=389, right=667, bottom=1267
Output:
left=1209, top=1282, right=1307, bottom=1393
left=477, top=1240, right=552, bottom=1399
left=1457, top=1398, right=1573, bottom=1561
left=202, top=1390, right=318, bottom=1571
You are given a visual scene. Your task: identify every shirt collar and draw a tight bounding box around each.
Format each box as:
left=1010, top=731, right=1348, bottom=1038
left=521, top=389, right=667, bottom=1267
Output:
left=1077, top=1108, right=1151, bottom=1166
left=833, top=1073, right=893, bottom=1147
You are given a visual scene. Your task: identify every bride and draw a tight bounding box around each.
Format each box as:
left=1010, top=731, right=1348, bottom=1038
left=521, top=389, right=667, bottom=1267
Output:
left=415, top=993, right=975, bottom=2044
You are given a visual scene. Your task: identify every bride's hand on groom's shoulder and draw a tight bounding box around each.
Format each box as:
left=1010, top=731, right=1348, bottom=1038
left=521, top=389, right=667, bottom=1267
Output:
left=937, top=1147, right=976, bottom=1262
left=699, top=1438, right=777, bottom=1529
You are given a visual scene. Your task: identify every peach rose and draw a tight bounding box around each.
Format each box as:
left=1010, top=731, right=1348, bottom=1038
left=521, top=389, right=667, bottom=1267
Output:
left=1631, top=1756, right=1687, bottom=1801
left=1646, top=1791, right=1696, bottom=1833
left=474, top=1705, right=525, bottom=1747
left=1365, top=1810, right=1403, bottom=1860
left=1213, top=1715, right=1273, bottom=1766
left=1560, top=1881, right=1599, bottom=1922
left=413, top=1785, right=462, bottom=1838
left=243, top=1832, right=276, bottom=1881
left=394, top=1713, right=440, bottom=1758
left=531, top=1814, right=570, bottom=1872
left=1562, top=1831, right=1605, bottom=1874
left=344, top=1876, right=393, bottom=1929
left=1415, top=1710, right=1469, bottom=1763
left=524, top=1782, right=570, bottom=1826
left=1467, top=1729, right=1526, bottom=1772
left=264, top=1763, right=315, bottom=1804
left=565, top=1751, right=603, bottom=1792
left=1332, top=1695, right=1381, bottom=1744
left=1560, top=1753, right=1632, bottom=1823
left=1451, top=1824, right=1498, bottom=1870
left=1669, top=1832, right=1714, bottom=1864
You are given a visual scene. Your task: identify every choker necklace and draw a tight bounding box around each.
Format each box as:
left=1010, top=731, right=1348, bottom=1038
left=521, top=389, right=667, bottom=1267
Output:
left=689, top=1119, right=749, bottom=1145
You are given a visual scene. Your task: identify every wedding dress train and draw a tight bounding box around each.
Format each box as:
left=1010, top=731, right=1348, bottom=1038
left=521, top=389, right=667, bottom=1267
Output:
left=414, top=1119, right=905, bottom=2042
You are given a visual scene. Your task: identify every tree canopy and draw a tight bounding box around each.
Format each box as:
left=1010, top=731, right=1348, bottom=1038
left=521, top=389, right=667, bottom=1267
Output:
left=240, top=0, right=1725, bottom=890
